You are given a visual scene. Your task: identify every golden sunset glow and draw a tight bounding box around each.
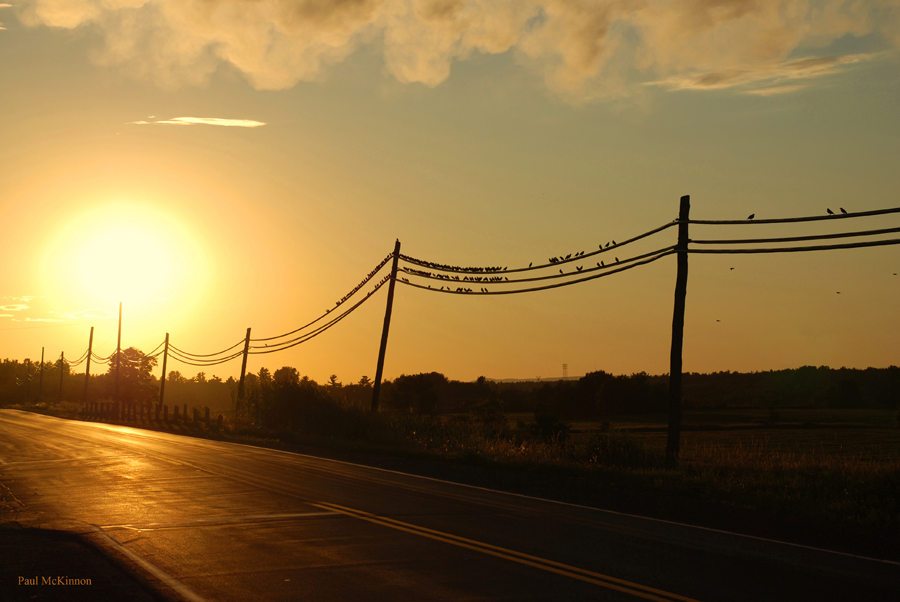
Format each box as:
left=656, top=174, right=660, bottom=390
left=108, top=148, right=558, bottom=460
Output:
left=1, top=1, right=898, bottom=381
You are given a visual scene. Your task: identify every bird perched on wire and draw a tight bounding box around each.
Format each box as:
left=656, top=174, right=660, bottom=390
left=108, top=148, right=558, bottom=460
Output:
left=615, top=257, right=619, bottom=263
left=827, top=208, right=835, bottom=215
left=747, top=214, right=755, bottom=220
left=840, top=208, right=848, bottom=214
left=559, top=269, right=563, bottom=274
left=528, top=262, right=532, bottom=268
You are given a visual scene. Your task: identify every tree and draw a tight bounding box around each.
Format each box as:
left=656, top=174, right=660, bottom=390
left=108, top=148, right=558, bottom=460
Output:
left=358, top=375, right=372, bottom=387
left=107, top=347, right=157, bottom=405
left=328, top=374, right=341, bottom=388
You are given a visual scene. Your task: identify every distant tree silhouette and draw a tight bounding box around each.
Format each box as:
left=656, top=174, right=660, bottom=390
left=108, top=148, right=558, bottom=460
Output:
left=328, top=374, right=341, bottom=388
left=106, top=347, right=157, bottom=406
left=358, top=375, right=372, bottom=387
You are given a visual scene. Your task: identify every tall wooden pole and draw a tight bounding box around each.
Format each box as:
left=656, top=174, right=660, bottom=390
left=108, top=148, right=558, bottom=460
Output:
left=82, top=327, right=94, bottom=406
left=666, top=195, right=690, bottom=470
left=58, top=352, right=65, bottom=404
left=38, top=347, right=44, bottom=400
left=237, top=328, right=251, bottom=404
left=158, top=333, right=169, bottom=410
left=371, top=239, right=401, bottom=412
left=115, top=302, right=122, bottom=406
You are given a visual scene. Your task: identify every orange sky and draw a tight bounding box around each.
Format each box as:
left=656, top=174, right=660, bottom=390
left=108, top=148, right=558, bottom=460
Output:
left=1, top=1, right=899, bottom=383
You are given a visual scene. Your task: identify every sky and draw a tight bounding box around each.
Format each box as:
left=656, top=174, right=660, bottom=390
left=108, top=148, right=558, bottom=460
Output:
left=1, top=0, right=899, bottom=383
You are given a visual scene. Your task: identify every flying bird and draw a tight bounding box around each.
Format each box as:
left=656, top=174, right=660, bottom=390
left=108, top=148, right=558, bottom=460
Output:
left=747, top=214, right=755, bottom=220
left=827, top=208, right=835, bottom=215
left=716, top=320, right=721, bottom=322
left=840, top=207, right=847, bottom=214
left=837, top=292, right=841, bottom=294
left=730, top=267, right=735, bottom=270
left=576, top=266, right=583, bottom=271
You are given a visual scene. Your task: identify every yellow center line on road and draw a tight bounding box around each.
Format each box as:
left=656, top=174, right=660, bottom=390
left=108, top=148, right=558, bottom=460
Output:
left=313, top=501, right=701, bottom=602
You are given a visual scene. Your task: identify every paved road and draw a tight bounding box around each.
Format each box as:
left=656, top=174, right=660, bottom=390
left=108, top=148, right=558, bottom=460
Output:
left=0, top=410, right=897, bottom=602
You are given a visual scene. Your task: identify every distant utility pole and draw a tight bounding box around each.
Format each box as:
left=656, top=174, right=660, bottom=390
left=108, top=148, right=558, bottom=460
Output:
left=58, top=351, right=65, bottom=404
left=115, top=302, right=122, bottom=406
left=666, top=195, right=690, bottom=470
left=158, top=333, right=169, bottom=410
left=82, top=327, right=93, bottom=406
left=38, top=347, right=44, bottom=400
left=372, top=239, right=401, bottom=412
left=237, top=328, right=251, bottom=405
left=562, top=363, right=568, bottom=378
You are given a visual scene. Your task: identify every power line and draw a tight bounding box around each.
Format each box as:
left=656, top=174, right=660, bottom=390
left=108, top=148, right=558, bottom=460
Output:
left=398, top=248, right=676, bottom=295
left=688, top=206, right=900, bottom=225
left=249, top=277, right=389, bottom=354
left=399, top=220, right=678, bottom=274
left=691, top=225, right=900, bottom=245
left=687, top=238, right=900, bottom=254
left=251, top=254, right=393, bottom=343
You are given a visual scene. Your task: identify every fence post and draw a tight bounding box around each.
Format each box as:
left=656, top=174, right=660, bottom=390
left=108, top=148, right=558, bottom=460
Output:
left=237, top=327, right=251, bottom=407
left=666, top=195, right=690, bottom=470
left=159, top=333, right=169, bottom=411
left=371, top=239, right=401, bottom=411
left=58, top=352, right=65, bottom=404
left=82, top=327, right=94, bottom=408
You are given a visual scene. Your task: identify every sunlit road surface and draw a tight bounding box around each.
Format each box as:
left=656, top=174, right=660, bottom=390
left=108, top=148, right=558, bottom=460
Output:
left=1, top=410, right=897, bottom=602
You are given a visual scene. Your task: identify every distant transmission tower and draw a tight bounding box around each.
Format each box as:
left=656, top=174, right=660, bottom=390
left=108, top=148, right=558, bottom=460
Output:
left=562, top=363, right=568, bottom=378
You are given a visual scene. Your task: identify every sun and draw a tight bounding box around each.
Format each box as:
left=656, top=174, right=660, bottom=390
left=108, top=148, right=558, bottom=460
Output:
left=44, top=202, right=208, bottom=310
left=74, top=223, right=174, bottom=304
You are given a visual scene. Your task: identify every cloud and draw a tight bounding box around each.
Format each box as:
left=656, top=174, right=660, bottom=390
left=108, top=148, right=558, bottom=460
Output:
left=24, top=317, right=65, bottom=322
left=15, top=0, right=900, bottom=99
left=129, top=116, right=266, bottom=127
left=648, top=52, right=881, bottom=93
left=0, top=304, right=29, bottom=311
left=0, top=314, right=13, bottom=318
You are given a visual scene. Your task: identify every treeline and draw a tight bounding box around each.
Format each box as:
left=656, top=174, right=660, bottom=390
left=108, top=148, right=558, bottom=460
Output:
left=2, top=352, right=898, bottom=422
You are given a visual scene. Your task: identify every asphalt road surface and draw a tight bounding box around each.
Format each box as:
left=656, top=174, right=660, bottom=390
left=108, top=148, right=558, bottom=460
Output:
left=0, top=409, right=897, bottom=602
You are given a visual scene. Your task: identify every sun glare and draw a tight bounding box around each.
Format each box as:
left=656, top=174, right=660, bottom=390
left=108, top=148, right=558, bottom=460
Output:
left=43, top=203, right=209, bottom=312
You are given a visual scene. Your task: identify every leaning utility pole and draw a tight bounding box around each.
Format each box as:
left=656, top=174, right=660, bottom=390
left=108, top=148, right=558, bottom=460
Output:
left=666, top=195, right=690, bottom=470
left=82, top=327, right=94, bottom=406
left=371, top=239, right=401, bottom=411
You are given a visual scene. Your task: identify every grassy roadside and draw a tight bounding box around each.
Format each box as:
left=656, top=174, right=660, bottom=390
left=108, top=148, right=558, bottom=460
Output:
left=8, top=400, right=900, bottom=562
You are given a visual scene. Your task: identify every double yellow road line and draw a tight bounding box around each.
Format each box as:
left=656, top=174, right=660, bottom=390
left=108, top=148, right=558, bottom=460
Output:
left=313, top=501, right=700, bottom=602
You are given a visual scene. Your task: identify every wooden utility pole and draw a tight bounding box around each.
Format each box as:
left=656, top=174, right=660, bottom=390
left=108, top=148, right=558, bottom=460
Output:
left=158, top=333, right=169, bottom=410
left=115, top=302, right=122, bottom=406
left=371, top=239, right=401, bottom=412
left=666, top=195, right=690, bottom=470
left=82, top=327, right=94, bottom=406
left=38, top=347, right=44, bottom=400
left=58, top=352, right=65, bottom=404
left=237, top=328, right=251, bottom=405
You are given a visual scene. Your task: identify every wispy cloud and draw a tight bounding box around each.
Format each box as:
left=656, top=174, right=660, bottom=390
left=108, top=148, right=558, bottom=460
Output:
left=0, top=304, right=29, bottom=311
left=0, top=314, right=12, bottom=318
left=16, top=0, right=900, bottom=99
left=0, top=2, right=10, bottom=31
left=24, top=317, right=65, bottom=323
left=129, top=116, right=266, bottom=128
left=648, top=53, right=881, bottom=95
